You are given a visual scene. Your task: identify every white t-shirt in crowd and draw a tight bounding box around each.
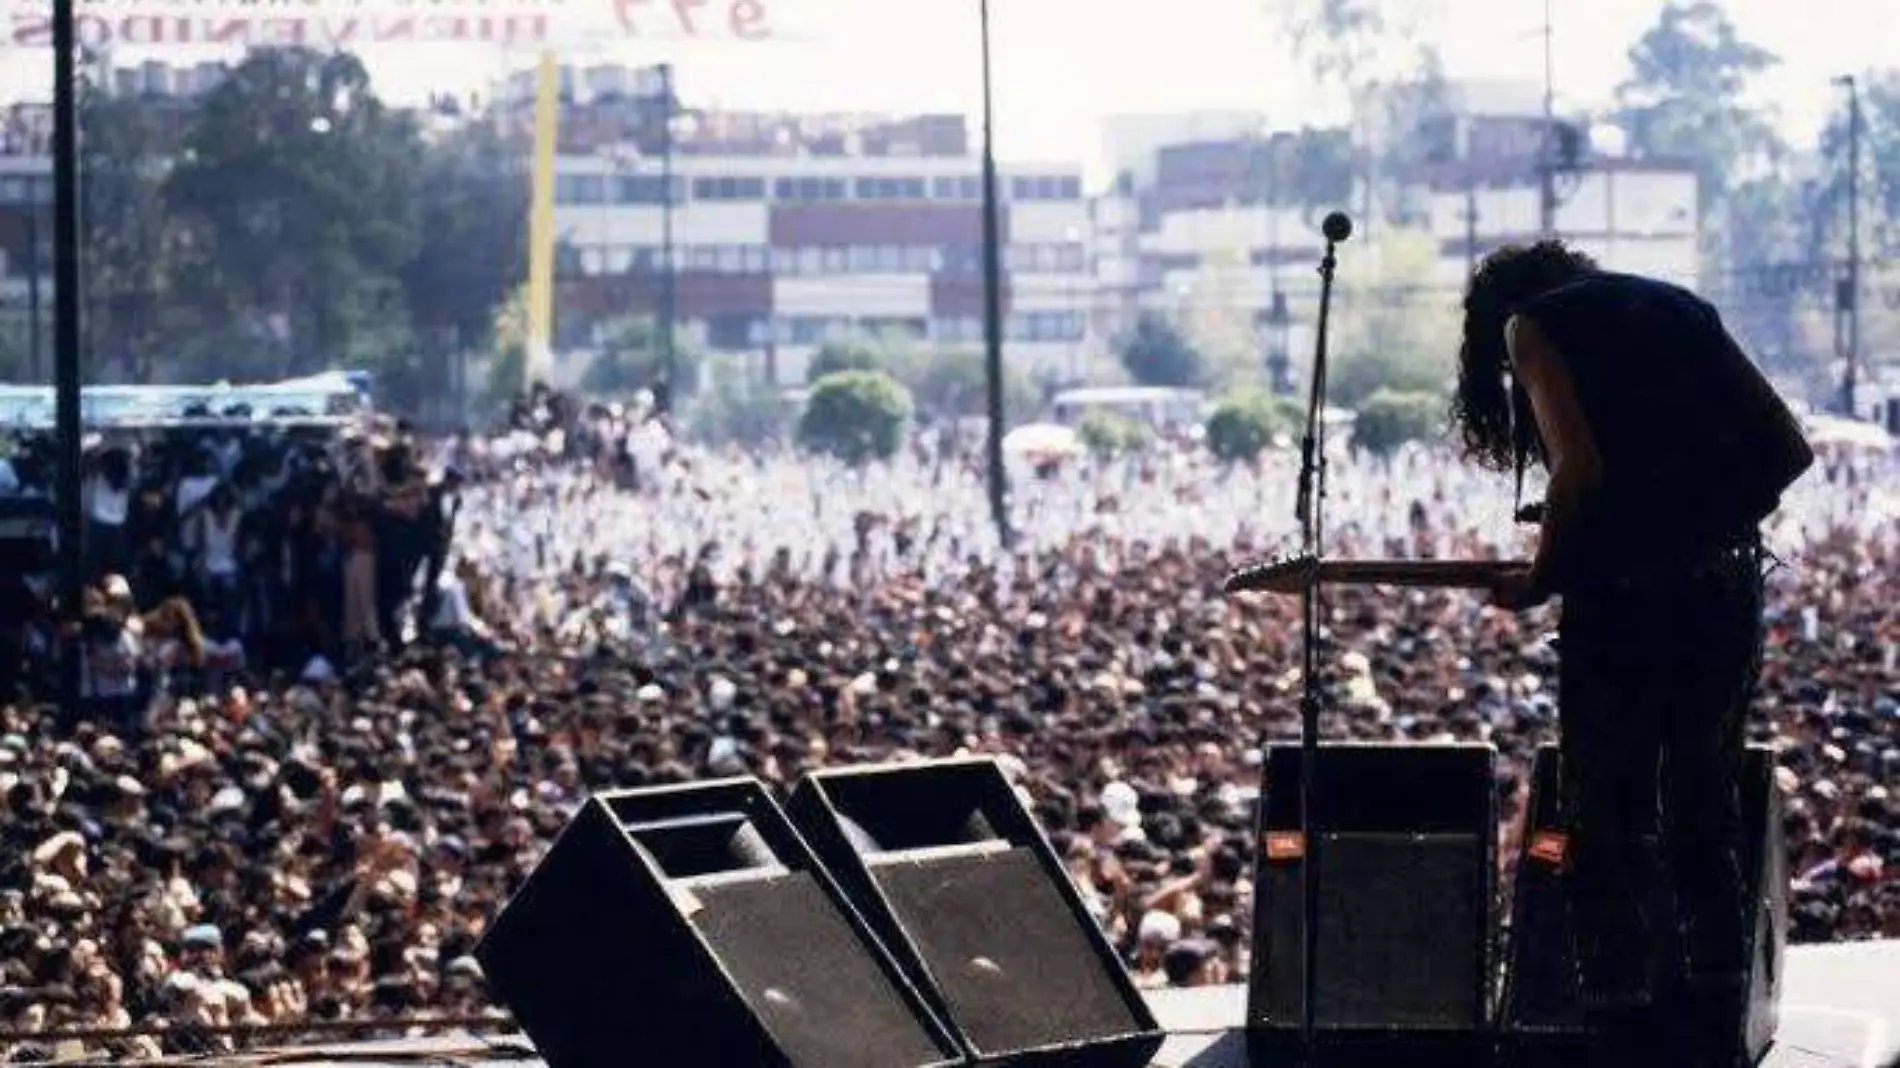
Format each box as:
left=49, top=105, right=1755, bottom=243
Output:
left=88, top=478, right=130, bottom=526
left=83, top=628, right=141, bottom=700
left=199, top=509, right=241, bottom=577
left=175, top=476, right=218, bottom=518
left=431, top=573, right=479, bottom=633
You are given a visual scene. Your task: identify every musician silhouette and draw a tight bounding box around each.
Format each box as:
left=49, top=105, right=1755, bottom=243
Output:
left=1450, top=242, right=1813, bottom=1068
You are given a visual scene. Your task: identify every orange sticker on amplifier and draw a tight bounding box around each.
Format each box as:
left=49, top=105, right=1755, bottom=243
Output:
left=1528, top=831, right=1568, bottom=867
left=1263, top=832, right=1305, bottom=861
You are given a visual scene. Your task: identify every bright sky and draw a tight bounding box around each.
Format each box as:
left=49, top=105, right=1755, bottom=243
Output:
left=0, top=0, right=1890, bottom=177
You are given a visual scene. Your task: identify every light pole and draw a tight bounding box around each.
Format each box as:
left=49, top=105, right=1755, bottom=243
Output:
left=979, top=0, right=1012, bottom=547
left=1265, top=290, right=1291, bottom=395
left=52, top=0, right=85, bottom=715
left=656, top=62, right=679, bottom=415
left=1834, top=74, right=1863, bottom=418
left=1063, top=224, right=1083, bottom=382
left=599, top=143, right=638, bottom=310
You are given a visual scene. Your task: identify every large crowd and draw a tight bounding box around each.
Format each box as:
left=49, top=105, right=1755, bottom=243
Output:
left=0, top=388, right=1894, bottom=1059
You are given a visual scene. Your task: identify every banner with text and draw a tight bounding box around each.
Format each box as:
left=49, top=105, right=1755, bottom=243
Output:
left=1, top=0, right=778, bottom=49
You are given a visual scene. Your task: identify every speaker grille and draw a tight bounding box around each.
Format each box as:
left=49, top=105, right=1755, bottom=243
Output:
left=693, top=873, right=949, bottom=1068
left=873, top=846, right=1141, bottom=1054
left=1260, top=833, right=1485, bottom=1029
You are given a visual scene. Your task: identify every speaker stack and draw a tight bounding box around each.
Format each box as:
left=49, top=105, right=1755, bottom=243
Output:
left=479, top=761, right=1161, bottom=1068
left=789, top=758, right=1163, bottom=1068
left=1498, top=743, right=1787, bottom=1067
left=480, top=745, right=1787, bottom=1068
left=475, top=779, right=961, bottom=1068
left=1246, top=742, right=1499, bottom=1066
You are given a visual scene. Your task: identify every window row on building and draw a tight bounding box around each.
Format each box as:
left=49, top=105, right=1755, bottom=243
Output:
left=555, top=171, right=1082, bottom=206
left=565, top=242, right=1088, bottom=276
left=664, top=312, right=1088, bottom=350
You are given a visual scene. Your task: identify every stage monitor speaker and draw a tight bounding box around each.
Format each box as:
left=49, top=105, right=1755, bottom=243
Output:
left=1498, top=743, right=1786, bottom=1067
left=787, top=758, right=1163, bottom=1068
left=1245, top=742, right=1498, bottom=1063
left=475, top=778, right=963, bottom=1068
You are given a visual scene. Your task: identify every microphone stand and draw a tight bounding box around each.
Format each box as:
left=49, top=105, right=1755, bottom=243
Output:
left=1291, top=226, right=1343, bottom=1058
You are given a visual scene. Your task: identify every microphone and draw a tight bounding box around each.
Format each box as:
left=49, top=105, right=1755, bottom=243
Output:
left=1321, top=212, right=1353, bottom=244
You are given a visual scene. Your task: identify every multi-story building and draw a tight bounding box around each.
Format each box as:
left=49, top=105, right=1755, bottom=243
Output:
left=1098, top=82, right=1701, bottom=388
left=1414, top=80, right=1697, bottom=288
left=521, top=64, right=1095, bottom=386
left=0, top=147, right=52, bottom=376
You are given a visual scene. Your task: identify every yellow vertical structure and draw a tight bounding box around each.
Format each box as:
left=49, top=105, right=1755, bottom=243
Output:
left=524, top=50, right=560, bottom=383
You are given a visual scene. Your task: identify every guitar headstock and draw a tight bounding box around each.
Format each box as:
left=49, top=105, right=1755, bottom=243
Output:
left=1222, top=552, right=1317, bottom=596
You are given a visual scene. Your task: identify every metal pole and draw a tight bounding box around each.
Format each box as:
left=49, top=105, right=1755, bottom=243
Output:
left=1465, top=182, right=1479, bottom=271
left=979, top=0, right=1012, bottom=548
left=1845, top=75, right=1862, bottom=418
left=52, top=0, right=85, bottom=717
left=598, top=156, right=611, bottom=285
left=1539, top=0, right=1556, bottom=236
left=25, top=186, right=42, bottom=381
left=658, top=63, right=677, bottom=413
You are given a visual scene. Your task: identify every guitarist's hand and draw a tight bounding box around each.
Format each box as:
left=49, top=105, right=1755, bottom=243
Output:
left=1488, top=567, right=1551, bottom=612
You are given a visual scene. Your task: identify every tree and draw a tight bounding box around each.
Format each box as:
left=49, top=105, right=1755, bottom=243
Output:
left=80, top=91, right=176, bottom=381
left=399, top=120, right=530, bottom=408
left=1329, top=224, right=1456, bottom=406
left=903, top=349, right=1038, bottom=425
left=485, top=285, right=530, bottom=406
left=1118, top=314, right=1204, bottom=387
left=1715, top=171, right=1827, bottom=377
left=165, top=49, right=423, bottom=376
left=1273, top=0, right=1410, bottom=95
left=1813, top=73, right=1900, bottom=387
left=1615, top=1, right=1782, bottom=228
left=807, top=339, right=887, bottom=378
left=1268, top=0, right=1442, bottom=226
left=1077, top=409, right=1147, bottom=458
left=0, top=329, right=23, bottom=382
left=1205, top=391, right=1289, bottom=463
left=1180, top=234, right=1262, bottom=387
left=1352, top=389, right=1444, bottom=455
left=797, top=371, right=910, bottom=465
left=582, top=315, right=702, bottom=397
left=1329, top=346, right=1449, bottom=408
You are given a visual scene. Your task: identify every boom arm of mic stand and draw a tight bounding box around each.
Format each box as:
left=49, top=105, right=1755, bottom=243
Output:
left=1293, top=243, right=1338, bottom=547
left=1292, top=236, right=1340, bottom=1054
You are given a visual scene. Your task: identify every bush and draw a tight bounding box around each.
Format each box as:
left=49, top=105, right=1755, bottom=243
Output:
left=796, top=371, right=911, bottom=465
left=1076, top=409, right=1147, bottom=458
left=807, top=340, right=887, bottom=379
left=1328, top=347, right=1449, bottom=409
left=1118, top=314, right=1204, bottom=387
left=1205, top=392, right=1286, bottom=463
left=1352, top=389, right=1445, bottom=456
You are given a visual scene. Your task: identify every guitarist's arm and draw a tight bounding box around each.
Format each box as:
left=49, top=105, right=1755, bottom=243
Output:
left=1507, top=314, right=1604, bottom=599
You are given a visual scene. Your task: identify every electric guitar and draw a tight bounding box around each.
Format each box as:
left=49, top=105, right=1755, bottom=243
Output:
left=1222, top=553, right=1530, bottom=597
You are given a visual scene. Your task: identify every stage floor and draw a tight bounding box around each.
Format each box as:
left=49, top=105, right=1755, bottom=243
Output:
left=254, top=942, right=1899, bottom=1068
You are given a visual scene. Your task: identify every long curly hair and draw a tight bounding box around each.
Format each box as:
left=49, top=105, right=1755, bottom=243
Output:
left=1450, top=241, right=1598, bottom=472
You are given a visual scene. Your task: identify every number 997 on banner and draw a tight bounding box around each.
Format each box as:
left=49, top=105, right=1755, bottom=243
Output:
left=613, top=0, right=772, bottom=39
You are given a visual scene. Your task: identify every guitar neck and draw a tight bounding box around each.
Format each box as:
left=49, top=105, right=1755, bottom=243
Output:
left=1315, top=560, right=1517, bottom=589
left=1224, top=553, right=1530, bottom=597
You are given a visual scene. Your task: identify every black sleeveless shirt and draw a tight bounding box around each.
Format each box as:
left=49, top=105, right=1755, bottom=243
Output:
left=1517, top=272, right=1789, bottom=583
